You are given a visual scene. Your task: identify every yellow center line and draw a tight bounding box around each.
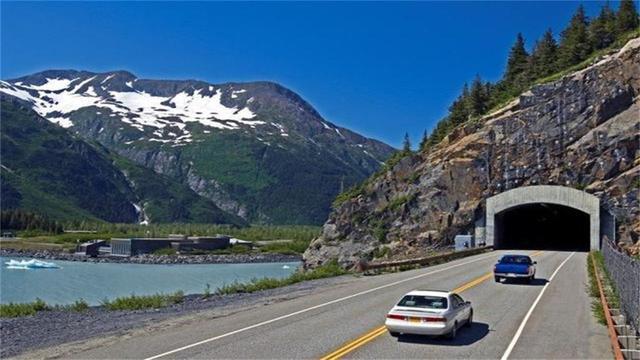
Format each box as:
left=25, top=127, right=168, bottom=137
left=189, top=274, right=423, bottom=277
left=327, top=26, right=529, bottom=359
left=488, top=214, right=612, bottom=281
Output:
left=320, top=251, right=544, bottom=360
left=530, top=250, right=544, bottom=257
left=319, top=327, right=387, bottom=360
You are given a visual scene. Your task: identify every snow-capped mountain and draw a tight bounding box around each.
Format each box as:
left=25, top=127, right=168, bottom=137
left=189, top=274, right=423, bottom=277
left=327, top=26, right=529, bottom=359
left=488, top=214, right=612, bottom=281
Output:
left=2, top=71, right=261, bottom=143
left=1, top=70, right=394, bottom=224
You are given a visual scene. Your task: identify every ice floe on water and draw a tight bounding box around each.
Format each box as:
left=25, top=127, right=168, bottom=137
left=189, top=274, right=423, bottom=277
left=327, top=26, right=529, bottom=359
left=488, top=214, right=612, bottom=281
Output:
left=4, top=259, right=60, bottom=270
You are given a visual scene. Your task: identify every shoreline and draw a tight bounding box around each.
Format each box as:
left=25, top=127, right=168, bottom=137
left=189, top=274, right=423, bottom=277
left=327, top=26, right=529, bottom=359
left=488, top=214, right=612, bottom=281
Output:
left=0, top=274, right=355, bottom=359
left=0, top=248, right=302, bottom=265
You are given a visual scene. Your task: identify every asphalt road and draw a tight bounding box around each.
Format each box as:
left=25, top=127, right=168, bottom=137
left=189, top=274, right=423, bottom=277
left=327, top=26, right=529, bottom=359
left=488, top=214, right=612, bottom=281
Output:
left=47, top=250, right=610, bottom=359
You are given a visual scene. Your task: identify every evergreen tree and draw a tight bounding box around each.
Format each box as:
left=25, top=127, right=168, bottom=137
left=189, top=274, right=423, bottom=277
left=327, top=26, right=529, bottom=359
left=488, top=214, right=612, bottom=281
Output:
left=425, top=118, right=452, bottom=148
left=402, top=132, right=412, bottom=153
left=530, top=29, right=559, bottom=78
left=0, top=210, right=63, bottom=234
left=448, top=83, right=470, bottom=126
left=484, top=81, right=494, bottom=100
left=419, top=129, right=429, bottom=151
left=616, top=0, right=640, bottom=34
left=589, top=2, right=617, bottom=50
left=558, top=5, right=592, bottom=68
left=420, top=1, right=633, bottom=153
left=468, top=75, right=489, bottom=117
left=503, top=33, right=531, bottom=93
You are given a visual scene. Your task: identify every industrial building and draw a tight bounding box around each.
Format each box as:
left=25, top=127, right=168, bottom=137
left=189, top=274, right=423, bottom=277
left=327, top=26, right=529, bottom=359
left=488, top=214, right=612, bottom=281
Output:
left=110, top=235, right=231, bottom=256
left=75, top=240, right=107, bottom=257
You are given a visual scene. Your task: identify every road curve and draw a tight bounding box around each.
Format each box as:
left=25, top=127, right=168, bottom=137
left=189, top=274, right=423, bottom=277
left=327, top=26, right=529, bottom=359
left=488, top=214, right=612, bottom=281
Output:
left=39, top=250, right=610, bottom=359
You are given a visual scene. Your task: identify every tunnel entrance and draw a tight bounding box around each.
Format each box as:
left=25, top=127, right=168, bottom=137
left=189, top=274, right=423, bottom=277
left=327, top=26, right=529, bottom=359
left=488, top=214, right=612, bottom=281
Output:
left=494, top=203, right=590, bottom=251
left=485, top=186, right=602, bottom=251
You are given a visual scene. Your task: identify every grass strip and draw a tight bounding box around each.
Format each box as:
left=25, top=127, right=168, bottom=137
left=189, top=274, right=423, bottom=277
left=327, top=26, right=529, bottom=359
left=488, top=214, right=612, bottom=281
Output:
left=0, top=298, right=93, bottom=318
left=101, top=291, right=184, bottom=311
left=0, top=298, right=49, bottom=318
left=216, top=260, right=347, bottom=295
left=587, top=251, right=621, bottom=325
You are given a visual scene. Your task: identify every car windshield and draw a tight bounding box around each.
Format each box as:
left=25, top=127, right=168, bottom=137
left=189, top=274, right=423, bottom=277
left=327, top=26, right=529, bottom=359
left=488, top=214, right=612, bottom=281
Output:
left=397, top=295, right=448, bottom=309
left=500, top=256, right=531, bottom=264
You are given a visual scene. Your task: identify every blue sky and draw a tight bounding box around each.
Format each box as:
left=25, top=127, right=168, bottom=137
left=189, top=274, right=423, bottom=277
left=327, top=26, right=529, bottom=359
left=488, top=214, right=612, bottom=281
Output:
left=1, top=1, right=615, bottom=147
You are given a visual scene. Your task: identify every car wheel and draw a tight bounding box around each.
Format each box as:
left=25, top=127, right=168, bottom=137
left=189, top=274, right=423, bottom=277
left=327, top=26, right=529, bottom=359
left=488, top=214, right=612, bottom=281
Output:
left=389, top=331, right=400, bottom=338
left=465, top=310, right=473, bottom=327
left=447, top=322, right=458, bottom=339
left=494, top=276, right=500, bottom=282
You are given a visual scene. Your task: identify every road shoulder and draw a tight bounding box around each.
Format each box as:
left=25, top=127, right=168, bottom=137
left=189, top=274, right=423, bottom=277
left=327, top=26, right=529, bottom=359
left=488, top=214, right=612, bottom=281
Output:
left=506, top=252, right=612, bottom=359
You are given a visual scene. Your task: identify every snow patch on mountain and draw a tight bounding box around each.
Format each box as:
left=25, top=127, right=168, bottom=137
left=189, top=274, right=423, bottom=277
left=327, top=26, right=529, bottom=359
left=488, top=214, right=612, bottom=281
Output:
left=2, top=71, right=391, bottom=161
left=231, top=89, right=246, bottom=99
left=169, top=89, right=257, bottom=123
left=18, top=77, right=76, bottom=91
left=86, top=86, right=98, bottom=97
left=72, top=76, right=96, bottom=93
left=271, top=123, right=289, bottom=137
left=1, top=77, right=263, bottom=145
left=48, top=117, right=74, bottom=128
left=101, top=75, right=114, bottom=84
left=0, top=82, right=32, bottom=102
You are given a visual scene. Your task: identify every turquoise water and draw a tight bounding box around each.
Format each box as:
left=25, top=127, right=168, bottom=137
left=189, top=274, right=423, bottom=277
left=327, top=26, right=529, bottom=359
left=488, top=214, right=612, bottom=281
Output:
left=0, top=257, right=300, bottom=305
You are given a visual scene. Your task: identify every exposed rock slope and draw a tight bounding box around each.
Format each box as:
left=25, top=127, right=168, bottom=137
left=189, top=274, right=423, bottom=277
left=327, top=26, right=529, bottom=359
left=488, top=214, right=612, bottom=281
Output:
left=304, top=38, right=640, bottom=268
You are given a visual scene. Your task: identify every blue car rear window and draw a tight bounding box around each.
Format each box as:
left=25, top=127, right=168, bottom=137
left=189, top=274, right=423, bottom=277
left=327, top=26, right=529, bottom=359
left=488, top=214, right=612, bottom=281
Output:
left=500, top=256, right=531, bottom=264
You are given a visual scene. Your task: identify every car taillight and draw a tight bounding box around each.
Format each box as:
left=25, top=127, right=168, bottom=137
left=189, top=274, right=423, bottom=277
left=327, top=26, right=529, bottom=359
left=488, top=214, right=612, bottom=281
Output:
left=386, top=314, right=405, bottom=320
left=425, top=316, right=446, bottom=322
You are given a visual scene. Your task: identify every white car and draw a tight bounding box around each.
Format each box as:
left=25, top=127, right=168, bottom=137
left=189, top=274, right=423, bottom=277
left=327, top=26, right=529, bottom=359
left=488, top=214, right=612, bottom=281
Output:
left=385, top=290, right=473, bottom=339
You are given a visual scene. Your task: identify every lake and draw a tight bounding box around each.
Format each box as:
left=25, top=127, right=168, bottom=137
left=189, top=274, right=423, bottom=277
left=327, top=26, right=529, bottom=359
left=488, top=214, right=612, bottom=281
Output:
left=0, top=256, right=300, bottom=305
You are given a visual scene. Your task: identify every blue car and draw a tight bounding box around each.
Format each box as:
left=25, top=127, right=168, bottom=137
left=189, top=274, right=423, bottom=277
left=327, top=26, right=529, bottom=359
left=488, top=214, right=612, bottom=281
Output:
left=494, top=255, right=536, bottom=283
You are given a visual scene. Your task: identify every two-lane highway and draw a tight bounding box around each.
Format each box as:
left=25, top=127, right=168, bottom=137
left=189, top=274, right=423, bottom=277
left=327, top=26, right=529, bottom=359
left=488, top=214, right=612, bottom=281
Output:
left=36, top=250, right=611, bottom=359
left=341, top=251, right=610, bottom=359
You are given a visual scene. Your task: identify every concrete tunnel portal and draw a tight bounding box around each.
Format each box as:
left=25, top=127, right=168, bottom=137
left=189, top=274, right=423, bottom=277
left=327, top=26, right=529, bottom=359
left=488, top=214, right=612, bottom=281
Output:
left=495, top=203, right=591, bottom=251
left=484, top=185, right=612, bottom=252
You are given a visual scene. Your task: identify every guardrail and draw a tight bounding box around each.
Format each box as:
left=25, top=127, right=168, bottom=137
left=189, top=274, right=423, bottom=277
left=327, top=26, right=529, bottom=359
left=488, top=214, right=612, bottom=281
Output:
left=356, top=246, right=493, bottom=272
left=592, top=253, right=625, bottom=360
left=602, top=238, right=640, bottom=336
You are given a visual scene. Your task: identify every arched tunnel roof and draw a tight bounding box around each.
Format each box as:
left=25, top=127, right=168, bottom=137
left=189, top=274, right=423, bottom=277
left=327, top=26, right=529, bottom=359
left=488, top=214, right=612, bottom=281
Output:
left=485, top=185, right=601, bottom=250
left=487, top=185, right=600, bottom=215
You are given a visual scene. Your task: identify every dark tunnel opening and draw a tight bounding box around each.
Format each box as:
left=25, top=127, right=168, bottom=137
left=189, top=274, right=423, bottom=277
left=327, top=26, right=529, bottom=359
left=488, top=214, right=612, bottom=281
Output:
left=495, top=203, right=590, bottom=252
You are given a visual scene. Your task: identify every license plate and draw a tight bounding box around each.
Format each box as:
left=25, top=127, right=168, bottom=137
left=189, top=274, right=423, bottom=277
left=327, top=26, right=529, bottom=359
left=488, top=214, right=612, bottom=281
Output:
left=508, top=273, right=516, bottom=277
left=409, top=317, right=422, bottom=323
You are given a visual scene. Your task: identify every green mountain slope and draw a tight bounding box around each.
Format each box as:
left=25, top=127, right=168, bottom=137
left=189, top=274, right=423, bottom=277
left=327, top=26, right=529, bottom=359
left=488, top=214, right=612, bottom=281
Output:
left=0, top=97, right=246, bottom=226
left=1, top=98, right=138, bottom=222
left=112, top=155, right=247, bottom=225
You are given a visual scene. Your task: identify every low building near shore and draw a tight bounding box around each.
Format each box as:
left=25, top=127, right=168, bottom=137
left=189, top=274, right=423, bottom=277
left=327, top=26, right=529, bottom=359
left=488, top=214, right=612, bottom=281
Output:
left=230, top=238, right=254, bottom=248
left=75, top=240, right=107, bottom=257
left=110, top=235, right=231, bottom=256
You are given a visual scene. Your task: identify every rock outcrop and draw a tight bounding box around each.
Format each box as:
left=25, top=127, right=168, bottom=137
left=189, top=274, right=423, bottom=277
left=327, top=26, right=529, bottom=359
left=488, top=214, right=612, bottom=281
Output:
left=304, top=38, right=640, bottom=269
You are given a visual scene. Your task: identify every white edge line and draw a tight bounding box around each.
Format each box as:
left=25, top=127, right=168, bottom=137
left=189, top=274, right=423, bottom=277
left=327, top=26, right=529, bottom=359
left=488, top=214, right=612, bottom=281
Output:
left=144, top=251, right=500, bottom=360
left=500, top=251, right=576, bottom=360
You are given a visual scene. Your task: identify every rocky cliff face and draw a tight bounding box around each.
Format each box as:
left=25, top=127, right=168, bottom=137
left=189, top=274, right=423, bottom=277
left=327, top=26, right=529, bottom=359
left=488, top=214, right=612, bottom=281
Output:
left=304, top=38, right=640, bottom=269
